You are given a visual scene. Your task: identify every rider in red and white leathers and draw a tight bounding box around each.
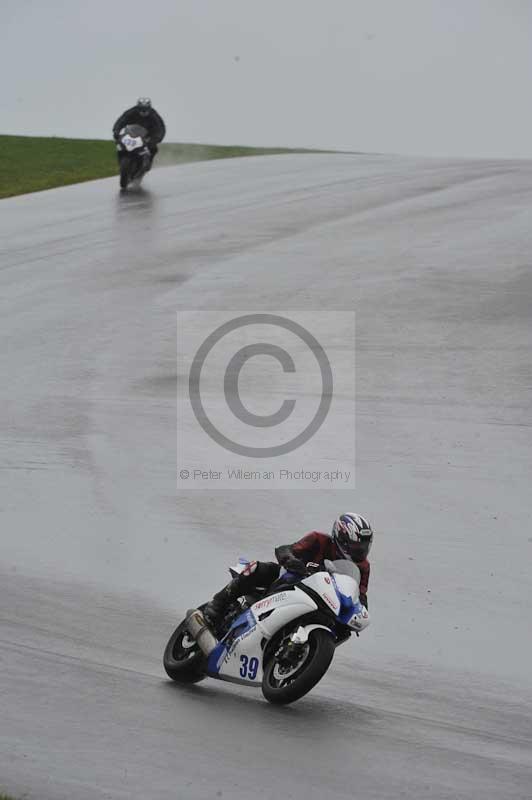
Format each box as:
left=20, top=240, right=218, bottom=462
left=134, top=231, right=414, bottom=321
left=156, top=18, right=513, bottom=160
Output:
left=203, top=513, right=373, bottom=626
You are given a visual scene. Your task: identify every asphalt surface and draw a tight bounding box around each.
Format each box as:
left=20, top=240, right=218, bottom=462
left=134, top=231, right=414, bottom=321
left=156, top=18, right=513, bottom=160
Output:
left=1, top=154, right=532, bottom=799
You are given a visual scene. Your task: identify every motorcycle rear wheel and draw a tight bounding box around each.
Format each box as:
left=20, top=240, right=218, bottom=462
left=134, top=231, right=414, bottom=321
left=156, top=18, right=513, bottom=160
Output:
left=163, top=618, right=206, bottom=683
left=262, top=628, right=335, bottom=705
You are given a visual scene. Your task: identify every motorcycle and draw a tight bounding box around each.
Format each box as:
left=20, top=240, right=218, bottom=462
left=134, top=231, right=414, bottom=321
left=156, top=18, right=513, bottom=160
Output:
left=115, top=124, right=151, bottom=190
left=163, top=559, right=370, bottom=705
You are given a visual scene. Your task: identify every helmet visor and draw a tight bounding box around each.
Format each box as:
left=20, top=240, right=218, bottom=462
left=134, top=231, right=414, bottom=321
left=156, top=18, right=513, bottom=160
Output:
left=337, top=530, right=372, bottom=562
left=349, top=539, right=372, bottom=561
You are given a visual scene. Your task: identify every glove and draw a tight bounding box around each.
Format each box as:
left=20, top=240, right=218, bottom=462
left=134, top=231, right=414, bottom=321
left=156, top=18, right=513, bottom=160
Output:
left=283, top=555, right=307, bottom=574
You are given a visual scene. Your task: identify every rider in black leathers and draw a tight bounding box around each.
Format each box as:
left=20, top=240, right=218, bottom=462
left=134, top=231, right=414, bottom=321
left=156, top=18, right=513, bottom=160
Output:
left=112, top=98, right=166, bottom=168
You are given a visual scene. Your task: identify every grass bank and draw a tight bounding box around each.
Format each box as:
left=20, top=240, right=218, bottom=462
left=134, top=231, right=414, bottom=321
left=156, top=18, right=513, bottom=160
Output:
left=0, top=135, right=116, bottom=199
left=0, top=135, right=323, bottom=199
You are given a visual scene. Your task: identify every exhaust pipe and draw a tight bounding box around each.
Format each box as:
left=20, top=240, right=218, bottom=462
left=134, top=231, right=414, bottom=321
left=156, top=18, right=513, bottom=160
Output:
left=185, top=609, right=219, bottom=656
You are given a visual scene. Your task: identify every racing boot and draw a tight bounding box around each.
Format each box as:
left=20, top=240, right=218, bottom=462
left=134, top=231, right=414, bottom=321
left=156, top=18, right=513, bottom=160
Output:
left=202, top=577, right=244, bottom=627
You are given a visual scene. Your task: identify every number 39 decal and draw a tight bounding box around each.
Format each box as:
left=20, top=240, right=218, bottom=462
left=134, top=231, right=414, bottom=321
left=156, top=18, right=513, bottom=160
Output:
left=240, top=655, right=259, bottom=679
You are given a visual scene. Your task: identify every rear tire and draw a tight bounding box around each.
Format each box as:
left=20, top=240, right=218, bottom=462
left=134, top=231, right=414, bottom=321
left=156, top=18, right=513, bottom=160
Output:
left=262, top=628, right=335, bottom=705
left=163, top=618, right=206, bottom=684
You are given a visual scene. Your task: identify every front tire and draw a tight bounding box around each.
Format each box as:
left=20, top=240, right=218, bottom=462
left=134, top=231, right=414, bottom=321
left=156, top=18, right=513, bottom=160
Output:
left=262, top=628, right=335, bottom=705
left=163, top=618, right=206, bottom=684
left=119, top=156, right=130, bottom=190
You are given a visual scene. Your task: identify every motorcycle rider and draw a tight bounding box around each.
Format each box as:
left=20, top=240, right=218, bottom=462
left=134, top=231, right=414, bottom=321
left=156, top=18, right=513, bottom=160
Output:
left=203, top=513, right=373, bottom=626
left=112, top=98, right=166, bottom=168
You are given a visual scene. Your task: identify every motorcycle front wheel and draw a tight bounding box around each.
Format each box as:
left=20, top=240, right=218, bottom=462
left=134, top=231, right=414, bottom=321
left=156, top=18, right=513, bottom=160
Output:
left=163, top=618, right=206, bottom=684
left=262, top=628, right=335, bottom=705
left=119, top=156, right=130, bottom=190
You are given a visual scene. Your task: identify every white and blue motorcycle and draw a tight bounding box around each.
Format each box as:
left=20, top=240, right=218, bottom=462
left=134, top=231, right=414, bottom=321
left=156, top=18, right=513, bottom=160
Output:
left=163, top=559, right=370, bottom=705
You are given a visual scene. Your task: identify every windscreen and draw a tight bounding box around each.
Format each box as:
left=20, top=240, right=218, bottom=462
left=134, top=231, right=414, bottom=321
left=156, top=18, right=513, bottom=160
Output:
left=324, top=559, right=361, bottom=582
left=124, top=124, right=147, bottom=138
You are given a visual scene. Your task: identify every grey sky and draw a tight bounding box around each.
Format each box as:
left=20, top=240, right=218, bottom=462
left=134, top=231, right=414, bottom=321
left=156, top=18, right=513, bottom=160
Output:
left=2, top=0, right=532, bottom=157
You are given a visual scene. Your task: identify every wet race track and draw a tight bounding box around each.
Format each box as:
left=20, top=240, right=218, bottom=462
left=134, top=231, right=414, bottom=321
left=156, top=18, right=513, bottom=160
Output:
left=1, top=154, right=532, bottom=798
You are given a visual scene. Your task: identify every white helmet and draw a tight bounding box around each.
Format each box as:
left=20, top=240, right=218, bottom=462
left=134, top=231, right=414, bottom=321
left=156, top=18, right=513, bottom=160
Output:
left=332, top=513, right=373, bottom=561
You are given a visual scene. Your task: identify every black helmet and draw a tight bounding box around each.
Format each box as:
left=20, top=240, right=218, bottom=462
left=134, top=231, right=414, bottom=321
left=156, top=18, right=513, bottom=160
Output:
left=332, top=513, right=373, bottom=562
left=136, top=97, right=152, bottom=116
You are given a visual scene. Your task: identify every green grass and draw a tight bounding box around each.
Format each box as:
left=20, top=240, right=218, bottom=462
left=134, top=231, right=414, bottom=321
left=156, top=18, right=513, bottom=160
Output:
left=0, top=135, right=117, bottom=199
left=0, top=135, right=326, bottom=199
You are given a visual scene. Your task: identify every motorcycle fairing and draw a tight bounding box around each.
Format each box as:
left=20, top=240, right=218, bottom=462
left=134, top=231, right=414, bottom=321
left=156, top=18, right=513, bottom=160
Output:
left=122, top=134, right=144, bottom=152
left=206, top=588, right=317, bottom=686
left=328, top=573, right=368, bottom=629
left=206, top=608, right=257, bottom=677
left=302, top=572, right=341, bottom=614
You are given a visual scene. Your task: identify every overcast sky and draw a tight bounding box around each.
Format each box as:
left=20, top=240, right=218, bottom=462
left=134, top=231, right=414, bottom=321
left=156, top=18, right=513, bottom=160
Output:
left=2, top=0, right=532, bottom=158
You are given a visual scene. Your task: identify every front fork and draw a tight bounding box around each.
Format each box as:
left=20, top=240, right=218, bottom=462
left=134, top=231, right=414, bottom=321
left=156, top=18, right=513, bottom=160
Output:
left=277, top=623, right=333, bottom=665
left=278, top=627, right=308, bottom=666
left=117, top=149, right=150, bottom=173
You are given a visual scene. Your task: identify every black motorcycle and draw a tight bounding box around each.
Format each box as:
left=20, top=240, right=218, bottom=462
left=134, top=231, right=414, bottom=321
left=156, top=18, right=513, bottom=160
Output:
left=115, top=124, right=151, bottom=190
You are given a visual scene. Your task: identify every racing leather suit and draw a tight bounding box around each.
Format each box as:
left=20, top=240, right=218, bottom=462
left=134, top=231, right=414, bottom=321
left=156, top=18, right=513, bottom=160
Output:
left=203, top=531, right=370, bottom=624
